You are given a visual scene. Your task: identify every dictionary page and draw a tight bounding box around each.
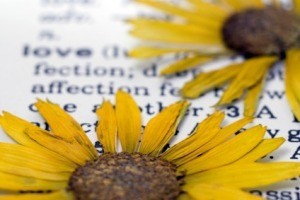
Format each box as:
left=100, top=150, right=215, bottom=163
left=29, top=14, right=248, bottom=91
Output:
left=0, top=0, right=299, bottom=199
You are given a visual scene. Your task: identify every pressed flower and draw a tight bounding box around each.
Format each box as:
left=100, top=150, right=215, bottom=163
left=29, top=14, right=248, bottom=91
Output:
left=129, top=0, right=300, bottom=119
left=0, top=91, right=299, bottom=199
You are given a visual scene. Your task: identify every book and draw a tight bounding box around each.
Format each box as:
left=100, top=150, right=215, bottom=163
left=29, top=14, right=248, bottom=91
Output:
left=0, top=0, right=299, bottom=199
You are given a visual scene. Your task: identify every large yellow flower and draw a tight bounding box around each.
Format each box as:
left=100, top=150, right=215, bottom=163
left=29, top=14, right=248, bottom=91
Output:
left=129, top=0, right=300, bottom=119
left=0, top=91, right=299, bottom=199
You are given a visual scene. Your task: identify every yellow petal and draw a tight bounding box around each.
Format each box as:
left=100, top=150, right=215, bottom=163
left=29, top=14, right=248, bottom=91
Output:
left=187, top=0, right=229, bottom=20
left=0, top=172, right=67, bottom=191
left=25, top=128, right=90, bottom=165
left=129, top=46, right=228, bottom=59
left=135, top=0, right=222, bottom=29
left=294, top=0, right=300, bottom=13
left=244, top=77, right=265, bottom=117
left=129, top=18, right=218, bottom=36
left=235, top=138, right=285, bottom=163
left=96, top=100, right=117, bottom=153
left=162, top=112, right=224, bottom=162
left=0, top=160, right=70, bottom=181
left=0, top=143, right=76, bottom=173
left=185, top=162, right=300, bottom=189
left=178, top=125, right=266, bottom=174
left=174, top=116, right=253, bottom=165
left=247, top=0, right=265, bottom=8
left=0, top=190, right=74, bottom=200
left=0, top=112, right=77, bottom=168
left=35, top=99, right=98, bottom=159
left=0, top=112, right=47, bottom=148
left=183, top=183, right=263, bottom=200
left=130, top=19, right=222, bottom=45
left=222, top=0, right=264, bottom=10
left=198, top=116, right=253, bottom=151
left=129, top=46, right=185, bottom=59
left=182, top=63, right=241, bottom=98
left=217, top=56, right=277, bottom=106
left=116, top=90, right=142, bottom=153
left=160, top=55, right=212, bottom=75
left=139, top=101, right=189, bottom=156
left=285, top=49, right=300, bottom=120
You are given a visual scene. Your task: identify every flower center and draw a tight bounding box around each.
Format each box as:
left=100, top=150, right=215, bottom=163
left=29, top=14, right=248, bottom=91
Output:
left=68, top=152, right=182, bottom=200
left=222, top=6, right=300, bottom=57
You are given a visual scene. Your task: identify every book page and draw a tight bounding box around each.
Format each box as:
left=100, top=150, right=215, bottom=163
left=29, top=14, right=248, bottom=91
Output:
left=0, top=0, right=299, bottom=199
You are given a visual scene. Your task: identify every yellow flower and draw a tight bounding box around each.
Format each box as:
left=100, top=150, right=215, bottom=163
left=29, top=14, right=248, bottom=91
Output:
left=0, top=91, right=298, bottom=199
left=129, top=0, right=300, bottom=119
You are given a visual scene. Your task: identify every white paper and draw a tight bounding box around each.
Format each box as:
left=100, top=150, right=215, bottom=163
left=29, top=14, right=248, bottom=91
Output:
left=0, top=0, right=299, bottom=199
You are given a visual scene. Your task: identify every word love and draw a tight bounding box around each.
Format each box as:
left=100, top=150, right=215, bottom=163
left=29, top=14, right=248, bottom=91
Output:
left=22, top=45, right=127, bottom=59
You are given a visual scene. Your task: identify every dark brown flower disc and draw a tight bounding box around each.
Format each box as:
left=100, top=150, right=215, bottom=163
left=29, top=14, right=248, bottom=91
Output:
left=222, top=6, right=300, bottom=57
left=69, top=152, right=182, bottom=200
